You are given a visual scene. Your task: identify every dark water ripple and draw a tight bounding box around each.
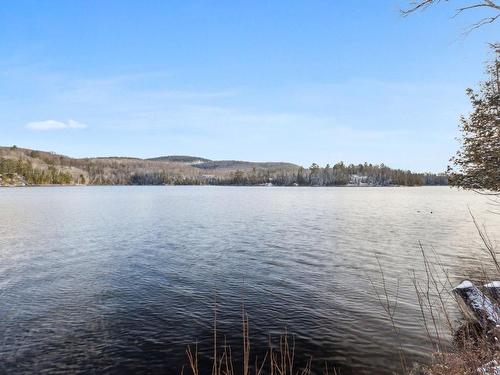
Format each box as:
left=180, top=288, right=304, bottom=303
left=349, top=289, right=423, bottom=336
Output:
left=1, top=186, right=499, bottom=374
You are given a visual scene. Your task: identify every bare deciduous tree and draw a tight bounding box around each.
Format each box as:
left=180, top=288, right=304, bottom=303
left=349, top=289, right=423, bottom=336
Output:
left=402, top=0, right=500, bottom=33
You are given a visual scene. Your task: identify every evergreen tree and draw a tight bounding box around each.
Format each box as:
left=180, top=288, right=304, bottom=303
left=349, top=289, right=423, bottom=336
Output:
left=448, top=47, right=500, bottom=191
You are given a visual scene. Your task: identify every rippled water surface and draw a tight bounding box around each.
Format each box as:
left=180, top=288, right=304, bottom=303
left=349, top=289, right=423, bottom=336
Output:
left=1, top=186, right=500, bottom=374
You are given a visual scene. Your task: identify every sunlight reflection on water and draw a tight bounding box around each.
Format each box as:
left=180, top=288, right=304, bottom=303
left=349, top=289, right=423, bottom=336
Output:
left=1, top=186, right=499, bottom=374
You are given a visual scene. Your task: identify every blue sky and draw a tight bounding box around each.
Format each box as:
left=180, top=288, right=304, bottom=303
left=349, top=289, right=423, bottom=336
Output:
left=0, top=1, right=498, bottom=172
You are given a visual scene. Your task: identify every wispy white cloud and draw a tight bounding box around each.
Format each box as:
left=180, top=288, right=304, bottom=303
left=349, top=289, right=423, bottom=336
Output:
left=25, top=119, right=87, bottom=131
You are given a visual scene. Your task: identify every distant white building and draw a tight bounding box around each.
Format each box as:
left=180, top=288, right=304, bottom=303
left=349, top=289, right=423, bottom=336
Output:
left=348, top=174, right=370, bottom=186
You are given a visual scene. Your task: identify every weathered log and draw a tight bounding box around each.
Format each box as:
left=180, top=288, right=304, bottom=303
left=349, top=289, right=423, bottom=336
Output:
left=484, top=281, right=500, bottom=302
left=453, top=280, right=500, bottom=329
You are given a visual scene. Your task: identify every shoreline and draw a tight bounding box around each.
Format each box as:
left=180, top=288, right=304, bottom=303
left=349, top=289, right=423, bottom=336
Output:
left=0, top=183, right=449, bottom=188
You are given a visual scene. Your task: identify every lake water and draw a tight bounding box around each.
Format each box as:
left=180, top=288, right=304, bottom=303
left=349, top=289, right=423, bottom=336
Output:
left=1, top=186, right=500, bottom=374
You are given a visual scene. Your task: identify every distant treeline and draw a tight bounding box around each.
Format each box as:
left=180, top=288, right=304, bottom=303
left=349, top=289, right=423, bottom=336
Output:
left=0, top=151, right=447, bottom=187
left=77, top=161, right=446, bottom=186
left=205, top=162, right=448, bottom=186
left=0, top=158, right=73, bottom=185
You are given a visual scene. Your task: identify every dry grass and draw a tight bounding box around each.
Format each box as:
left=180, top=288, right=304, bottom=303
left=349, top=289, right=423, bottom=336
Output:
left=366, top=207, right=500, bottom=375
left=182, top=303, right=338, bottom=375
left=409, top=210, right=500, bottom=374
left=420, top=330, right=498, bottom=375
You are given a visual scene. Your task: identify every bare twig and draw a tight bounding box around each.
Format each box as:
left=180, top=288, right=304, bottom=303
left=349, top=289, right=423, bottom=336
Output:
left=401, top=0, right=500, bottom=34
left=469, top=207, right=500, bottom=273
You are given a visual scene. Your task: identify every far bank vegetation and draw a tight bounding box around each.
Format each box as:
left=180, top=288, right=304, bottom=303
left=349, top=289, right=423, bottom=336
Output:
left=0, top=146, right=447, bottom=187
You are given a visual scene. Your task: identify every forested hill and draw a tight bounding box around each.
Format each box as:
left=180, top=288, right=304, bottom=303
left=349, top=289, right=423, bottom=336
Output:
left=0, top=146, right=447, bottom=187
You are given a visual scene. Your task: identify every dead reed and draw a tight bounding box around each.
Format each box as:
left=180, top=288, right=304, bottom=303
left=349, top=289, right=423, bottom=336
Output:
left=182, top=304, right=338, bottom=375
